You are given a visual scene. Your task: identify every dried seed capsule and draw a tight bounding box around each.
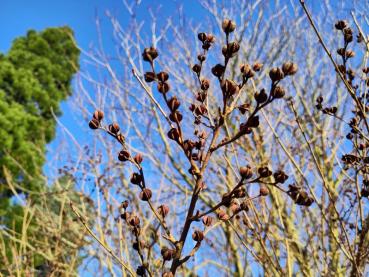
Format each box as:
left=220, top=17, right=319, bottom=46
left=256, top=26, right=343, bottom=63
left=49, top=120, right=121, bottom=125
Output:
left=201, top=79, right=210, bottom=90
left=252, top=62, right=263, bottom=72
left=144, top=71, right=156, bottom=82
left=158, top=82, right=170, bottom=94
left=142, top=47, right=158, bottom=62
left=136, top=266, right=145, bottom=276
left=192, top=230, right=204, bottom=242
left=108, top=122, right=120, bottom=134
left=162, top=272, right=174, bottom=277
left=269, top=67, right=284, bottom=81
left=168, top=97, right=180, bottom=111
left=161, top=247, right=175, bottom=261
left=258, top=167, right=272, bottom=178
left=157, top=71, right=169, bottom=82
left=259, top=185, right=269, bottom=196
left=118, top=150, right=130, bottom=162
left=198, top=54, right=206, bottom=62
left=169, top=111, right=183, bottom=122
left=202, top=215, right=213, bottom=227
left=167, top=128, right=180, bottom=142
left=158, top=204, right=170, bottom=217
left=198, top=32, right=207, bottom=42
left=272, top=86, right=285, bottom=99
left=273, top=170, right=289, bottom=184
left=218, top=210, right=230, bottom=221
left=139, top=188, right=152, bottom=201
left=222, top=19, right=236, bottom=33
left=282, top=62, right=298, bottom=76
left=130, top=173, right=142, bottom=185
left=239, top=165, right=253, bottom=179
left=254, top=88, right=268, bottom=104
left=192, top=64, right=201, bottom=74
left=335, top=20, right=347, bottom=30
left=240, top=64, right=254, bottom=78
left=222, top=79, right=239, bottom=96
left=134, top=154, right=143, bottom=164
left=93, top=110, right=104, bottom=121
left=129, top=215, right=140, bottom=226
left=211, top=64, right=225, bottom=77
left=89, top=118, right=100, bottom=129
left=247, top=116, right=259, bottom=128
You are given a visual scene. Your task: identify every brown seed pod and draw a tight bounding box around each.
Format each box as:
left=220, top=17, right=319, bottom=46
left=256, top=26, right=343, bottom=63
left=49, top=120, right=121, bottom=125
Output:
left=239, top=165, right=253, bottom=179
left=252, top=62, right=263, bottom=72
left=211, top=64, right=225, bottom=77
left=192, top=230, right=204, bottom=242
left=167, top=128, right=180, bottom=142
left=258, top=167, right=272, bottom=178
left=202, top=215, right=213, bottom=227
left=168, top=97, right=180, bottom=111
left=139, top=188, right=152, bottom=201
left=158, top=204, right=170, bottom=217
left=335, top=20, right=347, bottom=30
left=222, top=79, right=239, bottom=96
left=169, top=111, right=183, bottom=122
left=158, top=82, right=170, bottom=94
left=346, top=50, right=355, bottom=58
left=142, top=47, right=158, bottom=62
left=240, top=64, right=254, bottom=78
left=222, top=19, right=236, bottom=33
left=130, top=173, right=142, bottom=185
left=201, top=79, right=210, bottom=90
left=198, top=32, right=207, bottom=42
left=192, top=64, right=201, bottom=74
left=337, top=48, right=346, bottom=56
left=136, top=266, right=145, bottom=276
left=157, top=71, right=169, bottom=82
left=129, top=215, right=140, bottom=227
left=273, top=170, right=289, bottom=184
left=134, top=154, right=143, bottom=164
left=161, top=247, right=175, bottom=261
left=254, top=88, right=268, bottom=104
left=218, top=210, right=230, bottom=221
left=133, top=240, right=146, bottom=251
left=118, top=150, right=130, bottom=162
left=198, top=54, right=206, bottom=62
left=144, top=71, right=156, bottom=82
left=108, top=122, right=120, bottom=134
left=269, top=67, right=284, bottom=82
left=282, top=62, right=298, bottom=76
left=89, top=118, right=100, bottom=129
left=234, top=187, right=246, bottom=198
left=272, top=86, right=285, bottom=99
left=93, top=110, right=104, bottom=121
left=162, top=272, right=174, bottom=277
left=259, top=185, right=269, bottom=196
left=246, top=116, right=259, bottom=128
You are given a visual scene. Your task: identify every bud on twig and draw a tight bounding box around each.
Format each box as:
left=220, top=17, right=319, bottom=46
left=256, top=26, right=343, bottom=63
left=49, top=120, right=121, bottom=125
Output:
left=222, top=19, right=236, bottom=33
left=139, top=188, right=152, bottom=201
